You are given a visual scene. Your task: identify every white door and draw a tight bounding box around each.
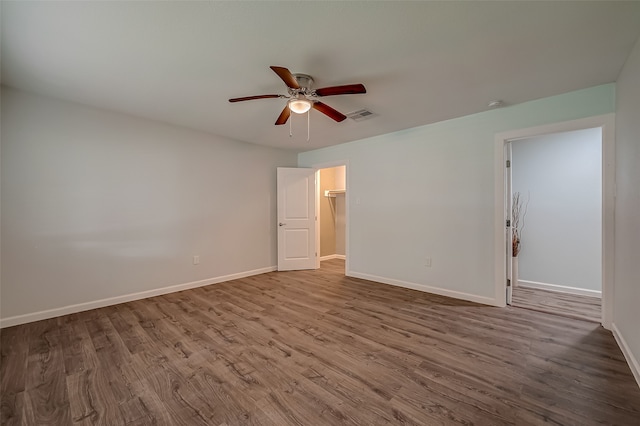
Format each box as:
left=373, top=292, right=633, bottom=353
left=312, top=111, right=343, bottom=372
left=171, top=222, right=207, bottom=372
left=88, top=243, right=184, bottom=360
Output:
left=505, top=142, right=514, bottom=305
left=277, top=167, right=317, bottom=271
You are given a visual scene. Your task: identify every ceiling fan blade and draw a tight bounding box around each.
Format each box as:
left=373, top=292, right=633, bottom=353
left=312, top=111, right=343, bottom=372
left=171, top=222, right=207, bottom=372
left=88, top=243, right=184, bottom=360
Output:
left=229, top=94, right=281, bottom=103
left=275, top=105, right=291, bottom=125
left=315, top=84, right=366, bottom=97
left=313, top=102, right=347, bottom=122
left=270, top=66, right=300, bottom=89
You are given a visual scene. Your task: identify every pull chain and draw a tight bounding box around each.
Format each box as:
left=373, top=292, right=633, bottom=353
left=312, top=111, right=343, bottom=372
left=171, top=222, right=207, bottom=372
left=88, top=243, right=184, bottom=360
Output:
left=287, top=108, right=311, bottom=141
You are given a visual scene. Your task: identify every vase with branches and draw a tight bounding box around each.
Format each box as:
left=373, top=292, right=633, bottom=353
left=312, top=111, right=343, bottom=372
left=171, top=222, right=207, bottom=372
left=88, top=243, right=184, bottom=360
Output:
left=512, top=192, right=528, bottom=257
left=511, top=192, right=528, bottom=288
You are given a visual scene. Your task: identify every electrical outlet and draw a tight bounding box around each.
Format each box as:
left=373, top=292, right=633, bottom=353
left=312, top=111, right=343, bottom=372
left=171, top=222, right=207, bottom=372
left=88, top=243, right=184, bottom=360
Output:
left=193, top=255, right=200, bottom=265
left=425, top=257, right=432, bottom=267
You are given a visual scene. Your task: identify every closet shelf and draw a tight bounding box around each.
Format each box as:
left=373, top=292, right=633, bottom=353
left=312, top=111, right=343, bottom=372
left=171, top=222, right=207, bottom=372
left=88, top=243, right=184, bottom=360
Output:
left=324, top=189, right=346, bottom=198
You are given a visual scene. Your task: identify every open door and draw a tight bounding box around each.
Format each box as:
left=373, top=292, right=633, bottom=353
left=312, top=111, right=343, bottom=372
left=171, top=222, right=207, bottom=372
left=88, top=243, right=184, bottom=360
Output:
left=505, top=142, right=514, bottom=305
left=277, top=167, right=317, bottom=271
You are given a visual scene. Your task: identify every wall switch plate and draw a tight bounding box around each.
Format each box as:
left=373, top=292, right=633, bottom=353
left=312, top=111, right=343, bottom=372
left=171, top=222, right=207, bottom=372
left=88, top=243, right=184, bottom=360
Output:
left=193, top=255, right=200, bottom=265
left=425, top=257, right=431, bottom=267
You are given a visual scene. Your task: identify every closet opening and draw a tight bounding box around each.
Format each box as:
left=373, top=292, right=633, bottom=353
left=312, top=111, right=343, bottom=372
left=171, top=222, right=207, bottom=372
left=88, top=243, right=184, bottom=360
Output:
left=317, top=164, right=347, bottom=275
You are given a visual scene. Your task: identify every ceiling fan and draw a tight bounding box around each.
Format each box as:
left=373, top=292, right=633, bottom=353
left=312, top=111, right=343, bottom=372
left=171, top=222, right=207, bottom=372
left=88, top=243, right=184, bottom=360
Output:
left=229, top=66, right=366, bottom=125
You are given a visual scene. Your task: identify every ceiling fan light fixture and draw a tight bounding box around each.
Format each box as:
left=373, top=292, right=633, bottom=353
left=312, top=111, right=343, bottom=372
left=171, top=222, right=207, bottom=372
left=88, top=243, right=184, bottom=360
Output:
left=288, top=97, right=312, bottom=114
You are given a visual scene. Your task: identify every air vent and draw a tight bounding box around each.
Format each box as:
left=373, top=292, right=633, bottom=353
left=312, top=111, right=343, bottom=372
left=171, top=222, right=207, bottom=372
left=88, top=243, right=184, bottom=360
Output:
left=347, top=109, right=377, bottom=122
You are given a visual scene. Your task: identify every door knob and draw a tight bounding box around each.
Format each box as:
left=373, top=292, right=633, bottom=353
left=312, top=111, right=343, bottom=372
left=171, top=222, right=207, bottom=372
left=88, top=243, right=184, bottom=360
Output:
left=279, top=222, right=286, bottom=226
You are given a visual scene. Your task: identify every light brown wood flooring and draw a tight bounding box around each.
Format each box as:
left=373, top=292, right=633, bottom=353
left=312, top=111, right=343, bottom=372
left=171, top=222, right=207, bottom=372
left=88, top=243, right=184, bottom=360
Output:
left=512, top=285, right=602, bottom=323
left=1, top=259, right=639, bottom=425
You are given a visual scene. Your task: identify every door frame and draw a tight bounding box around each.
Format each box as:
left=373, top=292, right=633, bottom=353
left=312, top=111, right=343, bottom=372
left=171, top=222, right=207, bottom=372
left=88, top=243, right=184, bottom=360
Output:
left=311, top=160, right=350, bottom=273
left=494, top=114, right=615, bottom=329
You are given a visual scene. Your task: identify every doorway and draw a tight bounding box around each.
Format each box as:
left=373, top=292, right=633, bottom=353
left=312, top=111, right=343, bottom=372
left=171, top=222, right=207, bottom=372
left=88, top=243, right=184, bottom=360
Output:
left=509, top=128, right=602, bottom=322
left=276, top=163, right=348, bottom=273
left=315, top=162, right=348, bottom=274
left=494, top=114, right=615, bottom=328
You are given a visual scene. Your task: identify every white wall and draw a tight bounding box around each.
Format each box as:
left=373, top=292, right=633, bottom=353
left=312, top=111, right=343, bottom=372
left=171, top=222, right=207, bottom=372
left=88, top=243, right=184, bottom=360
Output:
left=334, top=165, right=346, bottom=190
left=0, top=87, right=297, bottom=324
left=614, top=36, right=640, bottom=385
left=512, top=128, right=602, bottom=292
left=299, top=84, right=615, bottom=305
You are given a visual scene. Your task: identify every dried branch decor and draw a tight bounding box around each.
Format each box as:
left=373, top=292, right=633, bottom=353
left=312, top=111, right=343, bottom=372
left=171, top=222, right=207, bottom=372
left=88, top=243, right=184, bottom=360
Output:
left=512, top=192, right=529, bottom=257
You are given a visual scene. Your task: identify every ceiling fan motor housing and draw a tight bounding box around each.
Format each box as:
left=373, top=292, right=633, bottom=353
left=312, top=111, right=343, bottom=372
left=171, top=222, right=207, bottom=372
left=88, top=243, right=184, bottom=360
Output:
left=291, top=74, right=314, bottom=95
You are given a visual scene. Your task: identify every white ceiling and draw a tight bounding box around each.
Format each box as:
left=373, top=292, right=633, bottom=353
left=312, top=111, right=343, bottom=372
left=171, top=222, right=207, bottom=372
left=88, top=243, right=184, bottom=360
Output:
left=2, top=1, right=640, bottom=152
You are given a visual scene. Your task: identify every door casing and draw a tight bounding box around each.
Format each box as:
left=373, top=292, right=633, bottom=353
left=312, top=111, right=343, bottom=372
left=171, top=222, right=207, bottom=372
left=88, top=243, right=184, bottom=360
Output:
left=494, top=114, right=615, bottom=328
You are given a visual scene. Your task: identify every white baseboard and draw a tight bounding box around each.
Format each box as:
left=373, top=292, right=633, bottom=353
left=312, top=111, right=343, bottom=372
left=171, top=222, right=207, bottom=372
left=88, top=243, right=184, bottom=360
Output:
left=347, top=271, right=499, bottom=307
left=320, top=254, right=346, bottom=261
left=0, top=265, right=277, bottom=328
left=518, top=280, right=602, bottom=298
left=612, top=323, right=640, bottom=389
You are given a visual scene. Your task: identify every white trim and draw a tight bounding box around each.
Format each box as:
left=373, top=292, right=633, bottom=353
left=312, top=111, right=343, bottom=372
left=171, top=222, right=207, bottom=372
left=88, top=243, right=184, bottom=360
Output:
left=494, top=129, right=508, bottom=307
left=0, top=266, right=277, bottom=328
left=315, top=169, right=321, bottom=269
left=494, top=113, right=615, bottom=328
left=612, top=323, right=640, bottom=389
left=320, top=254, right=346, bottom=261
left=348, top=271, right=499, bottom=307
left=518, top=280, right=602, bottom=298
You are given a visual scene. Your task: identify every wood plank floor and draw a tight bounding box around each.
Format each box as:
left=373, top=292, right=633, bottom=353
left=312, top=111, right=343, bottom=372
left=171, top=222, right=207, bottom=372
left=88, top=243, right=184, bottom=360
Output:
left=512, top=285, right=602, bottom=323
left=2, top=259, right=639, bottom=425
